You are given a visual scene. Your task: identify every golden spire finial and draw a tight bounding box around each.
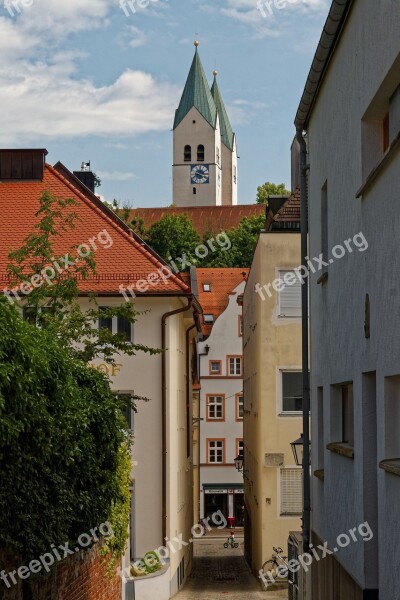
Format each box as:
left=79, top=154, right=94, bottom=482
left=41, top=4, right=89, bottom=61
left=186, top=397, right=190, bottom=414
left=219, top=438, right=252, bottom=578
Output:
left=213, top=70, right=218, bottom=77
left=194, top=40, right=199, bottom=47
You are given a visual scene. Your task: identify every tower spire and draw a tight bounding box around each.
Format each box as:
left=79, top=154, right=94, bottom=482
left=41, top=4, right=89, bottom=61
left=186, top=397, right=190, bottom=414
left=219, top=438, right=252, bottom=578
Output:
left=173, top=45, right=217, bottom=130
left=211, top=72, right=235, bottom=151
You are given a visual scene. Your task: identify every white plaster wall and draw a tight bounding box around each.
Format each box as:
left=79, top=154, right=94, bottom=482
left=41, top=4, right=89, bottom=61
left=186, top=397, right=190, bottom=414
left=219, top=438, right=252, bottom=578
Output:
left=306, top=0, right=400, bottom=594
left=173, top=107, right=221, bottom=206
left=198, top=282, right=245, bottom=517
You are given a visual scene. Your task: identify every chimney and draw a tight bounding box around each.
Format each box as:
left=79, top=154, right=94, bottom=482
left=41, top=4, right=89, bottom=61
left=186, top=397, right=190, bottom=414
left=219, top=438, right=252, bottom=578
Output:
left=0, top=149, right=48, bottom=181
left=73, top=161, right=96, bottom=193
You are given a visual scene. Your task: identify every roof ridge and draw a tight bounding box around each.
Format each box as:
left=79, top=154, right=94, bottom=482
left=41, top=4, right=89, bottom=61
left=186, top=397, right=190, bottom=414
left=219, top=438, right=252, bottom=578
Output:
left=46, top=164, right=191, bottom=295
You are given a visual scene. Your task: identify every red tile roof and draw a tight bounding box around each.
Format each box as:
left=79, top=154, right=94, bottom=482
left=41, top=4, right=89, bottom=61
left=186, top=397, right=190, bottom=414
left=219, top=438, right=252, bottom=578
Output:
left=129, top=205, right=265, bottom=236
left=196, top=268, right=248, bottom=336
left=266, top=189, right=301, bottom=230
left=0, top=164, right=191, bottom=296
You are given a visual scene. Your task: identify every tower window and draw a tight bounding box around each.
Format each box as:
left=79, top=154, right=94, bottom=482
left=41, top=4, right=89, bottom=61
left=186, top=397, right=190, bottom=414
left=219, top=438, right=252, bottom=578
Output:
left=193, top=187, right=197, bottom=195
left=184, top=145, right=191, bottom=162
left=197, top=144, right=205, bottom=161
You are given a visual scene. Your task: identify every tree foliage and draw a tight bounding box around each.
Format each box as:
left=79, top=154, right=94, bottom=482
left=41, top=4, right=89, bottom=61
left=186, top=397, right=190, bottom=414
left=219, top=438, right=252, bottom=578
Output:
left=256, top=181, right=290, bottom=204
left=0, top=190, right=159, bottom=578
left=146, top=214, right=200, bottom=263
left=0, top=297, right=130, bottom=564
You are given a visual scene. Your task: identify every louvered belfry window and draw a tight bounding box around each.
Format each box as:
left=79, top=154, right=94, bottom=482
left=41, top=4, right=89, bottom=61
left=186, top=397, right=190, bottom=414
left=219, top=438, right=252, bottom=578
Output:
left=280, top=468, right=303, bottom=515
left=278, top=270, right=302, bottom=317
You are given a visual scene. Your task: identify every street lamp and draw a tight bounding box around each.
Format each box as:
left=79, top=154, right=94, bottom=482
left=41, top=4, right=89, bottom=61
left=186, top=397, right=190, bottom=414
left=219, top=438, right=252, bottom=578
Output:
left=234, top=452, right=244, bottom=473
left=291, top=433, right=311, bottom=467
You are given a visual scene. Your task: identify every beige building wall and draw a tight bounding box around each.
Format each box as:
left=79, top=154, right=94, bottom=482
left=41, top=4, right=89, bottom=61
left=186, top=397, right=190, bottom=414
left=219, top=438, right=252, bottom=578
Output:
left=220, top=137, right=237, bottom=206
left=243, top=231, right=302, bottom=575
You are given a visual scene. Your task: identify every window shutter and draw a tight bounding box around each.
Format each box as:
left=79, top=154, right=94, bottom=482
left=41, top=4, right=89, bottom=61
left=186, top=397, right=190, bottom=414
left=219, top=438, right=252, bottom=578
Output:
left=280, top=468, right=303, bottom=515
left=278, top=271, right=302, bottom=317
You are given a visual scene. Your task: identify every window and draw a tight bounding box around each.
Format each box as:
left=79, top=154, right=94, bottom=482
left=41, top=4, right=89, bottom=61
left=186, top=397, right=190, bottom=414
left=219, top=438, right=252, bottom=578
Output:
left=202, top=283, right=211, bottom=292
left=193, top=187, right=197, bottom=195
left=209, top=360, right=221, bottom=375
left=321, top=182, right=328, bottom=273
left=236, top=394, right=244, bottom=420
left=23, top=306, right=54, bottom=327
left=119, top=393, right=134, bottom=431
left=383, top=113, right=390, bottom=152
left=23, top=306, right=38, bottom=325
left=238, top=315, right=243, bottom=336
left=281, top=371, right=303, bottom=413
left=204, top=314, right=214, bottom=324
left=207, top=395, right=225, bottom=421
left=184, top=145, right=191, bottom=162
left=278, top=270, right=301, bottom=317
left=197, top=144, right=205, bottom=161
left=341, top=383, right=354, bottom=446
left=208, top=439, right=224, bottom=464
left=236, top=439, right=244, bottom=457
left=228, top=356, right=242, bottom=376
left=280, top=468, right=303, bottom=515
left=99, top=307, right=133, bottom=342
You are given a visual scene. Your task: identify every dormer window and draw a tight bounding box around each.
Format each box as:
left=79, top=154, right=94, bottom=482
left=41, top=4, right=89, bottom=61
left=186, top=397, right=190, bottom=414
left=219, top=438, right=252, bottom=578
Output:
left=202, top=283, right=211, bottom=292
left=184, top=145, right=192, bottom=162
left=197, top=144, right=205, bottom=161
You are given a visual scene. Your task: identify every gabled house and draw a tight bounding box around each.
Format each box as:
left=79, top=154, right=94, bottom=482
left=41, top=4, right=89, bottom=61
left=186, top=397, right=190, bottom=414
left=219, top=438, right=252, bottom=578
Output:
left=0, top=149, right=201, bottom=600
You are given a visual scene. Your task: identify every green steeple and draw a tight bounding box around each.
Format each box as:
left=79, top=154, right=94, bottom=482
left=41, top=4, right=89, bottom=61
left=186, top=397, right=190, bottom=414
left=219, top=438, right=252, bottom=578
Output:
left=173, top=44, right=217, bottom=130
left=211, top=73, right=235, bottom=151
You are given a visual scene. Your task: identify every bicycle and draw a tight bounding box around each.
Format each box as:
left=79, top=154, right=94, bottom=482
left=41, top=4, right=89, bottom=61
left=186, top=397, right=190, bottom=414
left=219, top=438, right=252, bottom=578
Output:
left=261, top=547, right=289, bottom=579
left=223, top=530, right=239, bottom=549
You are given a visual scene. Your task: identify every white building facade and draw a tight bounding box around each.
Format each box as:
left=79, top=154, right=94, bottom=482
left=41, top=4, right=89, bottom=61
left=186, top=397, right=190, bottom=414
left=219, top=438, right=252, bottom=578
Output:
left=295, top=1, right=400, bottom=597
left=194, top=269, right=247, bottom=524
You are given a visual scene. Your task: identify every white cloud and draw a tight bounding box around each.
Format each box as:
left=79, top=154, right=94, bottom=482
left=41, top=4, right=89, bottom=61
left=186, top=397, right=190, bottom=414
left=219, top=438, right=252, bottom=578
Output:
left=212, top=0, right=329, bottom=38
left=0, top=59, right=179, bottom=143
left=0, top=1, right=180, bottom=144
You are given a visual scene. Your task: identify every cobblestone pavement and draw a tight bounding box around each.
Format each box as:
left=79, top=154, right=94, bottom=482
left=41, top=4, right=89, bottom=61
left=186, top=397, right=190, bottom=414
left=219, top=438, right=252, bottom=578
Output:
left=173, top=537, right=287, bottom=599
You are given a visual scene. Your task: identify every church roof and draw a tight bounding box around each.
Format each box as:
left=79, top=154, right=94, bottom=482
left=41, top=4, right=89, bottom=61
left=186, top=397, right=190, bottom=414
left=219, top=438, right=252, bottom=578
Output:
left=128, top=205, right=265, bottom=237
left=173, top=47, right=217, bottom=130
left=211, top=75, right=235, bottom=151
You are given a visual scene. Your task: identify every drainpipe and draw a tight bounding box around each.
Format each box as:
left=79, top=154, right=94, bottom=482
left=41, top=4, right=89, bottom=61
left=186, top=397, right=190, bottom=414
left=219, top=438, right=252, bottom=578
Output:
left=296, top=127, right=311, bottom=553
left=186, top=322, right=198, bottom=458
left=161, top=297, right=193, bottom=542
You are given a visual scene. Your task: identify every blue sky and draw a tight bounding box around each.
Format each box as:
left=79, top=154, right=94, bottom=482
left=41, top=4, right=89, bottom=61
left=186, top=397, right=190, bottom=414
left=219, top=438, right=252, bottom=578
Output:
left=0, top=0, right=330, bottom=206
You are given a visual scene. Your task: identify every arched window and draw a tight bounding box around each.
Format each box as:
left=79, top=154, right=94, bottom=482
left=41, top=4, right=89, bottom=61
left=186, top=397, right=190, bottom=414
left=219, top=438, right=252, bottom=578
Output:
left=184, top=145, right=191, bottom=162
left=197, top=144, right=205, bottom=161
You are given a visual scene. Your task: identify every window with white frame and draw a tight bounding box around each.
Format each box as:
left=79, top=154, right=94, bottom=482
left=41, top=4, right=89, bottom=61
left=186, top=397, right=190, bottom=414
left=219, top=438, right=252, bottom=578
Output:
left=203, top=283, right=211, bottom=292
left=208, top=440, right=224, bottom=463
left=278, top=270, right=301, bottom=317
left=281, top=371, right=303, bottom=413
left=237, top=439, right=244, bottom=457
left=210, top=361, right=221, bottom=375
left=280, top=468, right=303, bottom=515
left=204, top=314, right=214, bottom=324
left=228, top=356, right=242, bottom=376
left=99, top=307, right=133, bottom=342
left=236, top=394, right=244, bottom=420
left=207, top=395, right=224, bottom=420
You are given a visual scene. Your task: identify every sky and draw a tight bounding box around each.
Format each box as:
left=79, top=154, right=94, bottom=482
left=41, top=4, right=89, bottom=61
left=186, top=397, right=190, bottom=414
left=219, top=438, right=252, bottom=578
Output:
left=0, top=0, right=330, bottom=207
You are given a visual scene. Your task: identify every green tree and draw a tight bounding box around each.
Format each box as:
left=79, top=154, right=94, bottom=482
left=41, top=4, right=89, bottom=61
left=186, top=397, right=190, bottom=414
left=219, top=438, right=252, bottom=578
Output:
left=202, top=214, right=265, bottom=268
left=256, top=181, right=290, bottom=204
left=146, top=214, right=200, bottom=266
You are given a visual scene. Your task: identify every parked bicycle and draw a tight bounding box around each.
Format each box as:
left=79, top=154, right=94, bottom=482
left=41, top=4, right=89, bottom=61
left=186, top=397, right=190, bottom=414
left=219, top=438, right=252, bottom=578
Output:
left=223, top=530, right=239, bottom=549
left=261, top=547, right=289, bottom=579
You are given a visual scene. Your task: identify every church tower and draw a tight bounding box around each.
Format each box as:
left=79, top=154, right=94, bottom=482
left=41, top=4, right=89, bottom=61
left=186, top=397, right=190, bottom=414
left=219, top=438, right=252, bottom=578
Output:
left=172, top=42, right=237, bottom=207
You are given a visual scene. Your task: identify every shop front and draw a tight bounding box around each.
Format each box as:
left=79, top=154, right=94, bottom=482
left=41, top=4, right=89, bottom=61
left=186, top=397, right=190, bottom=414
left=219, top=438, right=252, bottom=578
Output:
left=202, top=484, right=244, bottom=526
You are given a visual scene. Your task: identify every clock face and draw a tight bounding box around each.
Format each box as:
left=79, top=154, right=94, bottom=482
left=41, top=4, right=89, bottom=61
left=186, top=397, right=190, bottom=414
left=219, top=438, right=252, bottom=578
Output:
left=191, top=164, right=209, bottom=184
